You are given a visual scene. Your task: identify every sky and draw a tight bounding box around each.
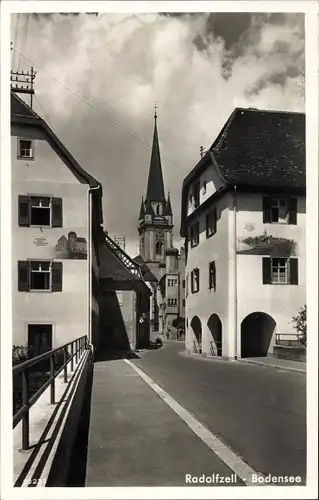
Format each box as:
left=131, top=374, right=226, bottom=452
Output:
left=10, top=11, right=305, bottom=257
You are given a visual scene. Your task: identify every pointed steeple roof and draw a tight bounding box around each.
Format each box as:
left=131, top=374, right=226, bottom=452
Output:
left=145, top=109, right=166, bottom=203
left=139, top=197, right=145, bottom=219
left=163, top=191, right=172, bottom=216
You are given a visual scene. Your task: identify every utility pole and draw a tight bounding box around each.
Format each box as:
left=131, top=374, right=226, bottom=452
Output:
left=10, top=66, right=36, bottom=109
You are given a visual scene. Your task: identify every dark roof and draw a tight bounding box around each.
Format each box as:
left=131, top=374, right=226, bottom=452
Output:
left=163, top=193, right=172, bottom=216
left=145, top=116, right=166, bottom=203
left=180, top=107, right=305, bottom=236
left=11, top=92, right=102, bottom=191
left=210, top=108, right=305, bottom=189
left=99, top=242, right=136, bottom=281
left=139, top=197, right=145, bottom=219
left=133, top=255, right=158, bottom=282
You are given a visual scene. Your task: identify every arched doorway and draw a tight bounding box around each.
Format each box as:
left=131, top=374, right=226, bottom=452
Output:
left=190, top=316, right=202, bottom=354
left=241, top=312, right=276, bottom=358
left=207, top=314, right=222, bottom=356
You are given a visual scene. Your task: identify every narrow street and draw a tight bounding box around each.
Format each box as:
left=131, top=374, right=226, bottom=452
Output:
left=130, top=342, right=306, bottom=483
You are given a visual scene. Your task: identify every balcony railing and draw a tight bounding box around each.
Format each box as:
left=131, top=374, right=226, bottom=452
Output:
left=275, top=333, right=305, bottom=348
left=13, top=335, right=89, bottom=450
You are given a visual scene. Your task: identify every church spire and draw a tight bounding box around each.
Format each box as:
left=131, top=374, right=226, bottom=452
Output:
left=163, top=190, right=173, bottom=216
left=139, top=197, right=145, bottom=220
left=145, top=103, right=166, bottom=204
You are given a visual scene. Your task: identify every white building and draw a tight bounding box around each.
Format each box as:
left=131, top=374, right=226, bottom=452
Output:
left=180, top=107, right=305, bottom=359
left=11, top=91, right=103, bottom=352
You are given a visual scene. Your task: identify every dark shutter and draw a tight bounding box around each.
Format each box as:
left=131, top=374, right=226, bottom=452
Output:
left=52, top=262, right=63, bottom=292
left=51, top=198, right=63, bottom=227
left=262, top=197, right=271, bottom=223
left=205, top=213, right=209, bottom=237
left=262, top=257, right=271, bottom=284
left=213, top=207, right=217, bottom=234
left=213, top=261, right=216, bottom=290
left=290, top=258, right=298, bottom=285
left=190, top=271, right=194, bottom=293
left=288, top=198, right=297, bottom=225
left=18, top=261, right=29, bottom=291
left=18, top=195, right=30, bottom=226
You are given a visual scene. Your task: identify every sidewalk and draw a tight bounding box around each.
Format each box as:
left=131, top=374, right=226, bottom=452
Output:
left=238, top=356, right=306, bottom=373
left=85, top=358, right=244, bottom=487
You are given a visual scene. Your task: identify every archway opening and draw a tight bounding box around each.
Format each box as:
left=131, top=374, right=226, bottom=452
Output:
left=207, top=314, right=222, bottom=356
left=190, top=315, right=202, bottom=354
left=241, top=312, right=276, bottom=358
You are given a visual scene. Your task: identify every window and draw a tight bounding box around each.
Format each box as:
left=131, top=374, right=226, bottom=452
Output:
left=182, top=298, right=186, bottom=307
left=192, top=182, right=200, bottom=208
left=186, top=274, right=189, bottom=296
left=190, top=221, right=199, bottom=247
left=156, top=241, right=163, bottom=256
left=18, top=195, right=63, bottom=227
left=28, top=324, right=52, bottom=353
left=203, top=180, right=207, bottom=194
left=167, top=298, right=177, bottom=306
left=18, top=260, right=63, bottom=292
left=18, top=139, right=33, bottom=159
left=191, top=268, right=200, bottom=293
left=262, top=257, right=298, bottom=285
left=206, top=208, right=217, bottom=238
left=263, top=197, right=297, bottom=225
left=182, top=279, right=185, bottom=289
left=209, top=261, right=216, bottom=290
left=168, top=279, right=177, bottom=287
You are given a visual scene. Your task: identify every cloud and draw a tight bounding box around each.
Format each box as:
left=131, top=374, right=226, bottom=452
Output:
left=11, top=12, right=305, bottom=257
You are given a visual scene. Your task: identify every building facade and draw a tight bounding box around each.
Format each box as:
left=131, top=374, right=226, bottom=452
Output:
left=11, top=91, right=103, bottom=352
left=134, top=111, right=185, bottom=339
left=99, top=232, right=151, bottom=352
left=180, top=107, right=306, bottom=359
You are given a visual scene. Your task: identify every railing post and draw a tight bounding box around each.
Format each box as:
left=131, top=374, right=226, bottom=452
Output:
left=63, top=347, right=67, bottom=383
left=71, top=342, right=74, bottom=372
left=22, top=370, right=29, bottom=450
left=50, top=354, right=55, bottom=404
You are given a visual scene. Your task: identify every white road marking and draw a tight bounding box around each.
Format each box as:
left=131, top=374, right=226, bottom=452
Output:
left=125, top=359, right=264, bottom=487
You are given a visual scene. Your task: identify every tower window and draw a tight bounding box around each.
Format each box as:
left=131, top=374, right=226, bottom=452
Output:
left=156, top=241, right=163, bottom=256
left=156, top=204, right=160, bottom=215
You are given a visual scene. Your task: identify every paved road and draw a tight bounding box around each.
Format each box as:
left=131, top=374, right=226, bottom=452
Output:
left=132, top=342, right=306, bottom=483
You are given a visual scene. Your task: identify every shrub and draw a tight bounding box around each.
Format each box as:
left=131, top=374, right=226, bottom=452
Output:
left=292, top=305, right=307, bottom=347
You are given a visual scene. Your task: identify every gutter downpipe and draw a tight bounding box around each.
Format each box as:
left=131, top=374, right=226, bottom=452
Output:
left=88, top=184, right=101, bottom=358
left=233, top=185, right=238, bottom=360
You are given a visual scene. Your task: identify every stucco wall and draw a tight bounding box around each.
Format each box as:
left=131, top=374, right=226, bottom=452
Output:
left=11, top=128, right=89, bottom=347
left=186, top=160, right=224, bottom=217
left=185, top=193, right=231, bottom=356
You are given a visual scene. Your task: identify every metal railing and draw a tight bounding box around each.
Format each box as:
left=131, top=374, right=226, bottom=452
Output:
left=209, top=341, right=223, bottom=357
left=193, top=341, right=202, bottom=354
left=13, top=335, right=89, bottom=450
left=275, top=333, right=305, bottom=348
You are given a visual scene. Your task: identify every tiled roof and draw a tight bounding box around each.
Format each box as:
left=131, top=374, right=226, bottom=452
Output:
left=99, top=243, right=135, bottom=281
left=133, top=255, right=158, bottom=283
left=11, top=92, right=41, bottom=119
left=210, top=108, right=305, bottom=189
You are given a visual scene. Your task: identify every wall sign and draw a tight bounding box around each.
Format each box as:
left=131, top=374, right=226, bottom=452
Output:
left=244, top=222, right=256, bottom=232
left=33, top=235, right=49, bottom=246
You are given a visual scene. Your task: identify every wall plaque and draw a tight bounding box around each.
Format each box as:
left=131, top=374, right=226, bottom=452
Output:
left=33, top=235, right=49, bottom=246
left=244, top=222, right=256, bottom=232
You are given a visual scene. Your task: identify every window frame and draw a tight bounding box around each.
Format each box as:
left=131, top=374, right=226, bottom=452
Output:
left=203, top=180, right=207, bottom=194
left=271, top=257, right=289, bottom=284
left=29, top=260, right=52, bottom=292
left=17, top=138, right=34, bottom=160
left=206, top=208, right=217, bottom=238
left=191, top=268, right=200, bottom=293
left=192, top=182, right=200, bottom=208
left=190, top=221, right=200, bottom=248
left=30, top=196, right=52, bottom=227
left=208, top=261, right=216, bottom=290
left=263, top=196, right=297, bottom=225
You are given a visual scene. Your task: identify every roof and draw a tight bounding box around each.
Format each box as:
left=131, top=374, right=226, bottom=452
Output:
left=180, top=107, right=305, bottom=236
left=11, top=92, right=102, bottom=191
left=145, top=116, right=166, bottom=203
left=133, top=255, right=158, bottom=282
left=99, top=242, right=136, bottom=281
left=211, top=108, right=305, bottom=189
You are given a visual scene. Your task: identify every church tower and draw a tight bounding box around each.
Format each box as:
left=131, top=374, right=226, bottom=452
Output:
left=138, top=105, right=173, bottom=279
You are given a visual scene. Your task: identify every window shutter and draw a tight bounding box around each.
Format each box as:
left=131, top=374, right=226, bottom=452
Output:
left=213, top=207, right=217, bottom=234
left=190, top=271, right=194, bottom=293
left=290, top=258, right=298, bottom=285
left=288, top=198, right=297, bottom=225
left=262, top=257, right=271, bottom=284
left=52, top=262, right=63, bottom=291
left=51, top=198, right=63, bottom=227
left=262, top=197, right=271, bottom=223
left=205, top=213, right=209, bottom=237
left=213, top=261, right=216, bottom=290
left=18, top=261, right=29, bottom=291
left=18, top=195, right=30, bottom=226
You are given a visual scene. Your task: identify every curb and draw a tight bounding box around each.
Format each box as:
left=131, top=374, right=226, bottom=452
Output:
left=237, top=358, right=306, bottom=373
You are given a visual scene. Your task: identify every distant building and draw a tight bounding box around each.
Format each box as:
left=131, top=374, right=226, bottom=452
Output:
left=180, top=107, right=306, bottom=359
left=99, top=232, right=151, bottom=351
left=134, top=110, right=185, bottom=339
left=11, top=91, right=103, bottom=352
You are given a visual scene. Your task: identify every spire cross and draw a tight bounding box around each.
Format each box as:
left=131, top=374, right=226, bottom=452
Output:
left=153, top=101, right=158, bottom=120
